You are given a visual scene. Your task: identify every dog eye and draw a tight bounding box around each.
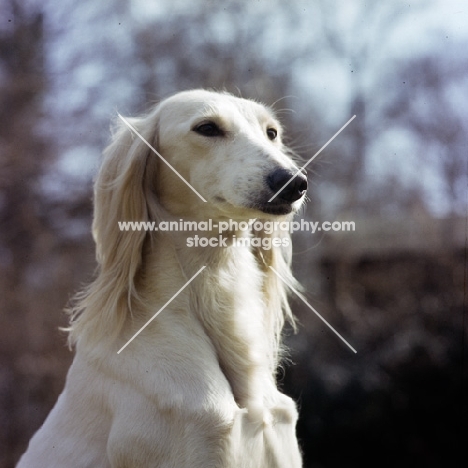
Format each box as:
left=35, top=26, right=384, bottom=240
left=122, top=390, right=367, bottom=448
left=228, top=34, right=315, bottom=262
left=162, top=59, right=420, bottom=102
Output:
left=193, top=122, right=223, bottom=137
left=267, top=128, right=277, bottom=141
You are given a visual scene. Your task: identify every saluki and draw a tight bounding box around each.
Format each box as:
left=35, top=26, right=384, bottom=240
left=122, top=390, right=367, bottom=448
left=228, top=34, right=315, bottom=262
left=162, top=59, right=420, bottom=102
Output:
left=17, top=89, right=307, bottom=467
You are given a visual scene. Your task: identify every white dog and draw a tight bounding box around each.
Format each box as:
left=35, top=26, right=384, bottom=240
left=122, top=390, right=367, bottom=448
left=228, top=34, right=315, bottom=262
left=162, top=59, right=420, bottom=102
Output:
left=17, top=90, right=307, bottom=467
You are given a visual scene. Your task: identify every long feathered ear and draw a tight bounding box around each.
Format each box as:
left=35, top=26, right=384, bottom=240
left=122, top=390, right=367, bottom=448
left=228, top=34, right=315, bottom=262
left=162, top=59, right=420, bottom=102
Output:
left=93, top=118, right=152, bottom=270
left=66, top=109, right=160, bottom=346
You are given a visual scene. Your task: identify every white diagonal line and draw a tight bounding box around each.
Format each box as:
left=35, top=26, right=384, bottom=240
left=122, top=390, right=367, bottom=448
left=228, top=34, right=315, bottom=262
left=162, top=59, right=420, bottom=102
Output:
left=118, top=114, right=207, bottom=202
left=268, top=115, right=356, bottom=202
left=117, top=266, right=206, bottom=354
left=269, top=266, right=357, bottom=353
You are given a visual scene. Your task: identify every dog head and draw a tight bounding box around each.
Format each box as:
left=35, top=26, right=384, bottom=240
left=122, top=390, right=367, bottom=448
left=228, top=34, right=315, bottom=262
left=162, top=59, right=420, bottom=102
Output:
left=91, top=89, right=308, bottom=265
left=152, top=89, right=307, bottom=219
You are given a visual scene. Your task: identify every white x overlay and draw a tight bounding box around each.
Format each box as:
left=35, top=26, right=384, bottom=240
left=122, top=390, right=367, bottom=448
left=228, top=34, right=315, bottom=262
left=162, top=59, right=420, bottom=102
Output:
left=116, top=111, right=357, bottom=354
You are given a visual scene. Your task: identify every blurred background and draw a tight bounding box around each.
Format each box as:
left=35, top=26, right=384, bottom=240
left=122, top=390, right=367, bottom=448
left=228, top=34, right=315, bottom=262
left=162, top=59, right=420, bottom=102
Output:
left=1, top=0, right=467, bottom=466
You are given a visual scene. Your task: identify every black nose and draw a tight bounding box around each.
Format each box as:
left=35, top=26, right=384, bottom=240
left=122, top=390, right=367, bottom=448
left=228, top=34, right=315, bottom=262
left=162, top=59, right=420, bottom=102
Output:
left=266, top=168, right=307, bottom=203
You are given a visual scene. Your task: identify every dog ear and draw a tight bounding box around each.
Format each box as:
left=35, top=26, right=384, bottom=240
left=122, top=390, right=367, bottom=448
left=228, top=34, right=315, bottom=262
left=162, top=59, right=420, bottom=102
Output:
left=93, top=116, right=153, bottom=271
left=67, top=108, right=161, bottom=346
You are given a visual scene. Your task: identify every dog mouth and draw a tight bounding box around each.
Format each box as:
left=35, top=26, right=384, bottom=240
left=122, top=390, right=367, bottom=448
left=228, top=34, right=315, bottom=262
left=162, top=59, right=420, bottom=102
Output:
left=250, top=192, right=307, bottom=215
left=212, top=196, right=296, bottom=217
left=255, top=201, right=295, bottom=215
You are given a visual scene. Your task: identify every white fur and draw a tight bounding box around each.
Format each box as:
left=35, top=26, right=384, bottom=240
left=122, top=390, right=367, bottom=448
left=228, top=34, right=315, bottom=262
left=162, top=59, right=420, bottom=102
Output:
left=17, top=90, right=304, bottom=467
